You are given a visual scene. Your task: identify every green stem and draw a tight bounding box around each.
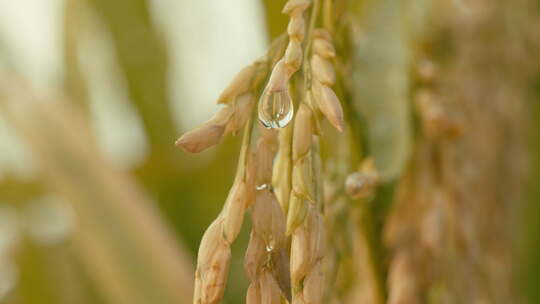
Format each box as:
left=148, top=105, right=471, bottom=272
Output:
left=323, top=0, right=334, bottom=32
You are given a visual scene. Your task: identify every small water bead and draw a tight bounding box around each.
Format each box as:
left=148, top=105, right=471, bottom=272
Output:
left=256, top=184, right=269, bottom=191
left=258, top=89, right=294, bottom=129
left=265, top=237, right=276, bottom=252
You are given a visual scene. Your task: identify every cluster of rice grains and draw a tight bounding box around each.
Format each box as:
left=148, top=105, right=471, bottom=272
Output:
left=176, top=1, right=352, bottom=303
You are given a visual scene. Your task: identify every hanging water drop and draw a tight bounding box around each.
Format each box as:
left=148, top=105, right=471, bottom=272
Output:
left=258, top=89, right=294, bottom=129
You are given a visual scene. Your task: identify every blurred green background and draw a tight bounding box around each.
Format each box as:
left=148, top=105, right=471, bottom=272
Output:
left=0, top=0, right=538, bottom=303
left=0, top=1, right=288, bottom=303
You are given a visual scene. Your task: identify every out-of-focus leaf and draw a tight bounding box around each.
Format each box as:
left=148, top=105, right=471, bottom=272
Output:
left=350, top=0, right=418, bottom=182
left=523, top=77, right=540, bottom=304
left=86, top=0, right=176, bottom=153
left=63, top=0, right=90, bottom=111
left=261, top=0, right=288, bottom=39
left=1, top=85, right=194, bottom=304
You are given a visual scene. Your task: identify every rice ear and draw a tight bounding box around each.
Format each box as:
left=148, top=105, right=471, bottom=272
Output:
left=226, top=93, right=255, bottom=135
left=312, top=83, right=344, bottom=132
left=313, top=38, right=336, bottom=59
left=284, top=40, right=303, bottom=72
left=292, top=104, right=313, bottom=160
left=313, top=28, right=332, bottom=42
left=271, top=248, right=292, bottom=302
left=311, top=55, right=336, bottom=86
left=217, top=63, right=258, bottom=104
left=302, top=261, right=324, bottom=304
left=290, top=223, right=311, bottom=284
left=195, top=219, right=232, bottom=304
left=245, top=231, right=266, bottom=280
left=292, top=155, right=315, bottom=202
left=266, top=59, right=292, bottom=92
left=287, top=193, right=308, bottom=235
left=246, top=281, right=261, bottom=304
left=282, top=0, right=311, bottom=16
left=200, top=244, right=231, bottom=304
left=288, top=16, right=306, bottom=41
left=176, top=106, right=233, bottom=153
left=260, top=270, right=282, bottom=304
left=222, top=181, right=248, bottom=243
left=175, top=123, right=226, bottom=153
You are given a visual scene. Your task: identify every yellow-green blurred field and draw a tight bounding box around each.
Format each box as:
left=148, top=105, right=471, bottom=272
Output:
left=0, top=0, right=539, bottom=303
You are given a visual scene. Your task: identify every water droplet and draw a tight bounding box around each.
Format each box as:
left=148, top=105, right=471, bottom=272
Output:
left=266, top=238, right=275, bottom=252
left=258, top=89, right=294, bottom=129
left=256, top=184, right=268, bottom=191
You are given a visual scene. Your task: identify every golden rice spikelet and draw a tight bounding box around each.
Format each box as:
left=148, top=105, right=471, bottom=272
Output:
left=191, top=117, right=256, bottom=304
left=291, top=207, right=327, bottom=304
left=310, top=28, right=343, bottom=133
left=260, top=270, right=282, bottom=304
left=194, top=219, right=231, bottom=304
left=312, top=82, right=344, bottom=132
left=290, top=222, right=311, bottom=283
left=282, top=0, right=311, bottom=16
left=200, top=246, right=230, bottom=304
left=292, top=154, right=315, bottom=202
left=245, top=131, right=289, bottom=301
left=313, top=38, right=336, bottom=59
left=226, top=93, right=255, bottom=134
left=286, top=193, right=308, bottom=235
left=272, top=125, right=293, bottom=212
left=252, top=190, right=287, bottom=249
left=313, top=28, right=332, bottom=42
left=246, top=281, right=261, bottom=304
left=222, top=180, right=249, bottom=243
left=244, top=190, right=288, bottom=303
left=308, top=210, right=326, bottom=260
left=267, top=59, right=292, bottom=92
left=311, top=55, right=336, bottom=86
left=176, top=106, right=233, bottom=153
left=254, top=129, right=278, bottom=186
left=285, top=40, right=303, bottom=73
left=262, top=0, right=309, bottom=102
left=288, top=16, right=306, bottom=41
left=302, top=260, right=325, bottom=304
left=270, top=249, right=292, bottom=301
left=292, top=104, right=313, bottom=161
left=245, top=231, right=266, bottom=280
left=217, top=63, right=258, bottom=104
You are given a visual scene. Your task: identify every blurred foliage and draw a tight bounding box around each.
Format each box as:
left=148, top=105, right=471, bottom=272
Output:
left=2, top=92, right=194, bottom=304
left=0, top=0, right=538, bottom=304
left=522, top=74, right=540, bottom=304
left=262, top=0, right=289, bottom=39
left=86, top=0, right=176, bottom=152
